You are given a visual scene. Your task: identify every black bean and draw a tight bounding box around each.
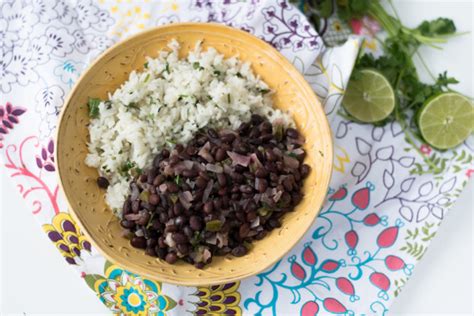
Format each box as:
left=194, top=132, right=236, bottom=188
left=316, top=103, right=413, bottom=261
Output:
left=300, top=164, right=311, bottom=178
left=97, top=176, right=109, bottom=189
left=221, top=133, right=236, bottom=143
left=158, top=236, right=167, bottom=248
left=189, top=216, right=202, bottom=230
left=156, top=247, right=167, bottom=259
left=286, top=128, right=299, bottom=139
left=231, top=172, right=245, bottom=183
left=246, top=211, right=257, bottom=222
left=249, top=138, right=262, bottom=145
left=215, top=148, right=227, bottom=162
left=183, top=227, right=194, bottom=239
left=182, top=169, right=198, bottom=178
left=195, top=176, right=208, bottom=189
left=259, top=121, right=272, bottom=134
left=254, top=230, right=267, bottom=240
left=186, top=146, right=198, bottom=156
left=269, top=173, right=279, bottom=182
left=218, top=187, right=228, bottom=196
left=280, top=191, right=291, bottom=207
left=234, top=165, right=246, bottom=173
left=165, top=252, right=178, bottom=264
left=231, top=193, right=240, bottom=200
left=291, top=192, right=303, bottom=205
left=167, top=182, right=179, bottom=193
left=256, top=178, right=268, bottom=193
left=206, top=128, right=217, bottom=139
left=172, top=232, right=187, bottom=244
left=293, top=169, right=301, bottom=181
left=246, top=200, right=258, bottom=212
left=130, top=236, right=147, bottom=249
left=251, top=114, right=264, bottom=124
left=149, top=194, right=160, bottom=205
left=243, top=171, right=254, bottom=180
left=217, top=173, right=227, bottom=186
left=147, top=167, right=159, bottom=183
left=145, top=246, right=157, bottom=257
left=153, top=155, right=162, bottom=168
left=169, top=155, right=180, bottom=166
left=120, top=219, right=135, bottom=229
left=195, top=262, right=205, bottom=269
left=122, top=199, right=131, bottom=215
left=239, top=223, right=250, bottom=238
left=249, top=127, right=260, bottom=138
left=177, top=243, right=190, bottom=255
left=203, top=201, right=214, bottom=214
left=213, top=198, right=222, bottom=212
left=139, top=174, right=148, bottom=183
left=181, top=182, right=191, bottom=191
left=158, top=211, right=168, bottom=223
left=136, top=212, right=150, bottom=226
left=255, top=168, right=268, bottom=178
left=231, top=245, right=247, bottom=257
left=131, top=200, right=140, bottom=213
left=235, top=143, right=249, bottom=155
left=153, top=175, right=166, bottom=186
left=160, top=148, right=170, bottom=158
left=283, top=177, right=293, bottom=191
left=259, top=134, right=273, bottom=143
left=240, top=185, right=253, bottom=194
left=235, top=211, right=246, bottom=221
left=165, top=224, right=177, bottom=233
left=237, top=122, right=250, bottom=135
left=268, top=218, right=281, bottom=228
left=152, top=218, right=161, bottom=230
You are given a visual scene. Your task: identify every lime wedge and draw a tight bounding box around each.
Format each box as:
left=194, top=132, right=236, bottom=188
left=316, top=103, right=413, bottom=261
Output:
left=418, top=92, right=474, bottom=149
left=342, top=69, right=395, bottom=123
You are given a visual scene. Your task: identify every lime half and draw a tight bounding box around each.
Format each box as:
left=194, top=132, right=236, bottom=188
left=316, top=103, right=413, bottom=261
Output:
left=418, top=92, right=474, bottom=149
left=342, top=69, right=395, bottom=123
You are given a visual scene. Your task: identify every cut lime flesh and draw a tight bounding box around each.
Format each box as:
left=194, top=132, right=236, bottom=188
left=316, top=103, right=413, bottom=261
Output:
left=342, top=69, right=396, bottom=123
left=418, top=92, right=474, bottom=149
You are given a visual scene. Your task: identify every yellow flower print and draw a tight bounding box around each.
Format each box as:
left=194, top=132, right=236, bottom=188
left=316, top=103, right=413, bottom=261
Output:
left=334, top=145, right=350, bottom=173
left=84, top=261, right=177, bottom=316
left=42, top=212, right=91, bottom=265
left=192, top=282, right=242, bottom=315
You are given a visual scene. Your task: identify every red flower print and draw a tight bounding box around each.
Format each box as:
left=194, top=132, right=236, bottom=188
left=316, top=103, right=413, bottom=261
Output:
left=376, top=226, right=399, bottom=248
left=323, top=297, right=347, bottom=314
left=301, top=301, right=319, bottom=316
left=329, top=186, right=348, bottom=201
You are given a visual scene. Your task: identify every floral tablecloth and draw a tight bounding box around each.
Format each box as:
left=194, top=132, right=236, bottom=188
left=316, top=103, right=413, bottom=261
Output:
left=1, top=1, right=472, bottom=315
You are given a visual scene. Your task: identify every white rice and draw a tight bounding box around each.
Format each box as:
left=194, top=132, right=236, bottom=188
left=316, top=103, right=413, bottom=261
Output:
left=85, top=40, right=292, bottom=212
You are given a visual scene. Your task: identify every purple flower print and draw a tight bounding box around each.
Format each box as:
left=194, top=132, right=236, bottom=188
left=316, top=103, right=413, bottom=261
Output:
left=35, top=139, right=55, bottom=172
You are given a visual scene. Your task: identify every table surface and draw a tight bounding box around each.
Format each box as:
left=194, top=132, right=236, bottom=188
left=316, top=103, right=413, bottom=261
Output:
left=1, top=1, right=473, bottom=315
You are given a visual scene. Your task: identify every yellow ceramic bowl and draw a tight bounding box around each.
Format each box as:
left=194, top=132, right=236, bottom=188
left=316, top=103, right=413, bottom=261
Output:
left=56, top=23, right=333, bottom=286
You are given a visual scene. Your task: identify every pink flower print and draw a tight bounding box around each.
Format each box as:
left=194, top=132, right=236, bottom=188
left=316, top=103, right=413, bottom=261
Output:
left=420, top=144, right=432, bottom=155
left=466, top=169, right=474, bottom=178
left=362, top=16, right=381, bottom=35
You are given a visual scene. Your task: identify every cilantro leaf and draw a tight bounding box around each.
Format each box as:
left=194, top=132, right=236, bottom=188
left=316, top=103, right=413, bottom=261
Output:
left=87, top=97, right=101, bottom=118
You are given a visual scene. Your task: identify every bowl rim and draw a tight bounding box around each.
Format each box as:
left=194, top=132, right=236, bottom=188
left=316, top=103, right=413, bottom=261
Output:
left=55, top=22, right=334, bottom=286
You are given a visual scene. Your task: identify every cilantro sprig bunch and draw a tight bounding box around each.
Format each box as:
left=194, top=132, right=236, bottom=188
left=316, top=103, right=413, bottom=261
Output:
left=303, top=0, right=472, bottom=173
